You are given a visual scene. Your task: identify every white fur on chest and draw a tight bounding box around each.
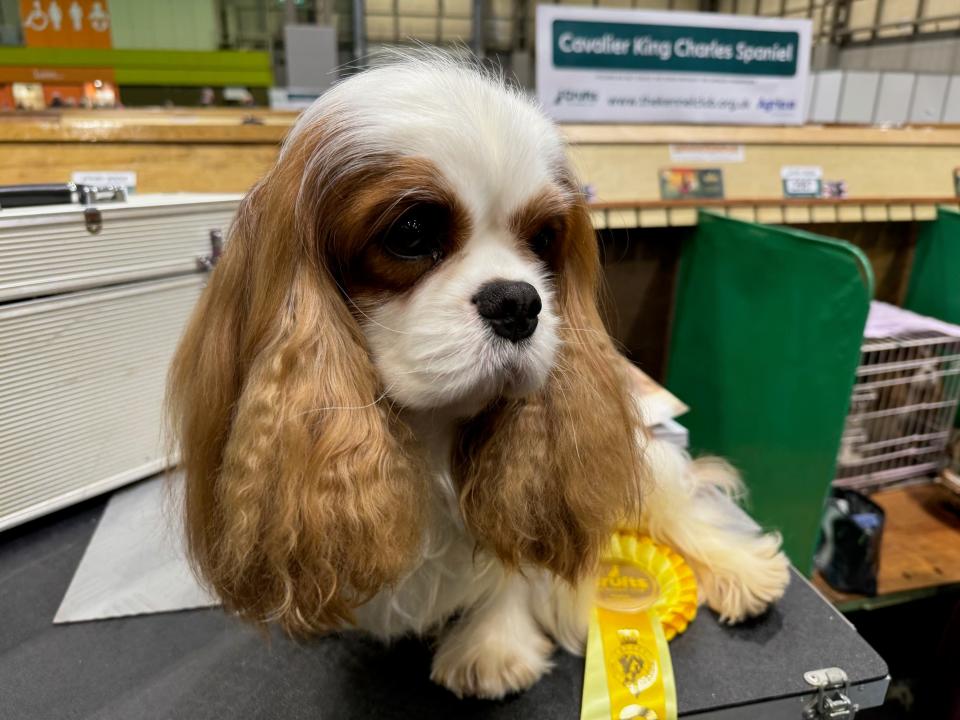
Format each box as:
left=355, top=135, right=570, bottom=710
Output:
left=353, top=422, right=503, bottom=640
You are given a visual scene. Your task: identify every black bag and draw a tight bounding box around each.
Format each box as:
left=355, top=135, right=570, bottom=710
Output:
left=814, top=489, right=885, bottom=596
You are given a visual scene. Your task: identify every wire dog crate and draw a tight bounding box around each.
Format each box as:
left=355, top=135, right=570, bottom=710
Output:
left=835, top=319, right=960, bottom=491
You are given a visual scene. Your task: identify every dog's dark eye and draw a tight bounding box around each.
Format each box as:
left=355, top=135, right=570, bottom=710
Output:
left=383, top=206, right=445, bottom=261
left=530, top=225, right=556, bottom=256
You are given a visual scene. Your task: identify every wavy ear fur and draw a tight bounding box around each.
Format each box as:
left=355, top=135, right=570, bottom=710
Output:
left=167, top=160, right=425, bottom=636
left=455, top=198, right=646, bottom=582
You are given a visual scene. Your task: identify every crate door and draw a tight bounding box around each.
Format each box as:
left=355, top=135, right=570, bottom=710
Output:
left=666, top=212, right=873, bottom=572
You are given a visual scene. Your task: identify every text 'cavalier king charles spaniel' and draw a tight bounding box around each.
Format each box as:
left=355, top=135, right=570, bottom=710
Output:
left=167, top=54, right=789, bottom=699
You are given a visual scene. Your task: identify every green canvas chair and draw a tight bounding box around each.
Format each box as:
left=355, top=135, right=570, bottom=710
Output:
left=666, top=212, right=873, bottom=571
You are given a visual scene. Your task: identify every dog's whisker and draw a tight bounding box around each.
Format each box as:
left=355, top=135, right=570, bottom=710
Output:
left=331, top=279, right=419, bottom=336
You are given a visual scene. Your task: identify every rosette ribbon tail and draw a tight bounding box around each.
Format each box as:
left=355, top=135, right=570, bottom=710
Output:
left=580, top=532, right=698, bottom=720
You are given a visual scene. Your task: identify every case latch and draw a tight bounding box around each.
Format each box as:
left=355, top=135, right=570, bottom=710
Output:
left=197, top=228, right=224, bottom=271
left=803, top=667, right=858, bottom=719
left=83, top=207, right=102, bottom=234
left=78, top=184, right=127, bottom=234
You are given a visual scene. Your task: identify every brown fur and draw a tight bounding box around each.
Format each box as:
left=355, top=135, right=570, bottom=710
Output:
left=507, top=187, right=571, bottom=265
left=456, top=200, right=646, bottom=582
left=336, top=158, right=471, bottom=297
left=167, top=128, right=429, bottom=635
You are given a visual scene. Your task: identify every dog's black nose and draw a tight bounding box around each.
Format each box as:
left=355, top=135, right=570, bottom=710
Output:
left=472, top=280, right=542, bottom=343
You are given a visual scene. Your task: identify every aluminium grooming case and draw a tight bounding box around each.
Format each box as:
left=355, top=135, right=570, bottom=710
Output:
left=0, top=190, right=241, bottom=530
left=0, top=191, right=238, bottom=302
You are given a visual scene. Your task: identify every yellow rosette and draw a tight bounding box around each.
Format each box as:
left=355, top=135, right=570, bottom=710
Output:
left=580, top=531, right=698, bottom=720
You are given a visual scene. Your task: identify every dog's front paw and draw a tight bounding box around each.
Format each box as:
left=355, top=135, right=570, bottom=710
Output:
left=430, top=625, right=554, bottom=699
left=700, top=533, right=790, bottom=624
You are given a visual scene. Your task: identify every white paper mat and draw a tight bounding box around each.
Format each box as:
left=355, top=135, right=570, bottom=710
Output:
left=55, top=474, right=218, bottom=624
left=624, top=361, right=689, bottom=428
left=56, top=414, right=689, bottom=624
left=866, top=301, right=960, bottom=339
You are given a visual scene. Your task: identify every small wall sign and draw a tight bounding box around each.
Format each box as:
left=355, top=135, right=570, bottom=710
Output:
left=781, top=166, right=822, bottom=198
left=659, top=168, right=725, bottom=200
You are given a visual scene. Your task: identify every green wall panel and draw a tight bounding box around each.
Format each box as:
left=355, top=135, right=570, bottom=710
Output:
left=904, top=207, right=960, bottom=426
left=905, top=207, right=960, bottom=326
left=0, top=47, right=272, bottom=86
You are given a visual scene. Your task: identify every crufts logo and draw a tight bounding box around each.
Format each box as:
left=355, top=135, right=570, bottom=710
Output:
left=554, top=89, right=598, bottom=106
left=757, top=97, right=796, bottom=112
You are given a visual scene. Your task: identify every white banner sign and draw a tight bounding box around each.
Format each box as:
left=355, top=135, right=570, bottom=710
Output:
left=669, top=144, right=745, bottom=163
left=536, top=6, right=811, bottom=125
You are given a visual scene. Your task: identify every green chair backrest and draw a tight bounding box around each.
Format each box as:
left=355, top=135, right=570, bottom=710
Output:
left=905, top=207, right=960, bottom=426
left=905, top=207, right=960, bottom=325
left=666, top=212, right=873, bottom=572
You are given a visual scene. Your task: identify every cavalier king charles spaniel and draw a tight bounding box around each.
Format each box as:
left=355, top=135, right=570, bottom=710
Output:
left=167, top=54, right=789, bottom=699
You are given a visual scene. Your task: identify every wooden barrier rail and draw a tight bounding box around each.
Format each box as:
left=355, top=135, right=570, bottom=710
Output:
left=1, top=113, right=959, bottom=220
left=589, top=197, right=960, bottom=227
left=590, top=196, right=960, bottom=209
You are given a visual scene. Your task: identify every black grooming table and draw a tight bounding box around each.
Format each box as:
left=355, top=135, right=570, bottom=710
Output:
left=0, top=492, right=888, bottom=720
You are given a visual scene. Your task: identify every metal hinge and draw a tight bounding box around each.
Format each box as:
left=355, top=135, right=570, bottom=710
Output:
left=197, top=228, right=224, bottom=271
left=803, top=668, right=858, bottom=720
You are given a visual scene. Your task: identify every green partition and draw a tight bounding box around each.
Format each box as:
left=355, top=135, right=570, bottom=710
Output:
left=666, top=212, right=873, bottom=572
left=905, top=207, right=960, bottom=325
left=905, top=207, right=960, bottom=426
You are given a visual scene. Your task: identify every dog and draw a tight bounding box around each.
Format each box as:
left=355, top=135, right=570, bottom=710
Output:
left=167, top=54, right=789, bottom=699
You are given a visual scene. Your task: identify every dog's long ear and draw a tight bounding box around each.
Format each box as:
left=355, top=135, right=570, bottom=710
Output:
left=167, top=164, right=425, bottom=635
left=456, top=193, right=646, bottom=583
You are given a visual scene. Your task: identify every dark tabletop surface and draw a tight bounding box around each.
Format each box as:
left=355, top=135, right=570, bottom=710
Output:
left=0, top=492, right=888, bottom=720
